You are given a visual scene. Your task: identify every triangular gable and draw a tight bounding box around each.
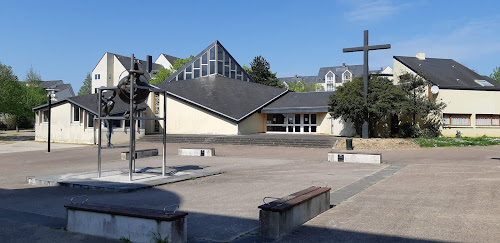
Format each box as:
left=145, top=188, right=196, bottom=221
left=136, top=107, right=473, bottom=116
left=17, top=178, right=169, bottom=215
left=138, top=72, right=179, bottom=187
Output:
left=165, top=40, right=254, bottom=83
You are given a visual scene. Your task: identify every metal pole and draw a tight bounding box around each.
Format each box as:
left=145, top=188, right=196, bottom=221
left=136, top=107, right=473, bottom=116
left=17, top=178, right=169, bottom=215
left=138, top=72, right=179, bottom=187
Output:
left=48, top=94, right=51, bottom=152
left=129, top=54, right=135, bottom=181
left=97, top=89, right=102, bottom=178
left=362, top=30, right=369, bottom=139
left=162, top=92, right=166, bottom=176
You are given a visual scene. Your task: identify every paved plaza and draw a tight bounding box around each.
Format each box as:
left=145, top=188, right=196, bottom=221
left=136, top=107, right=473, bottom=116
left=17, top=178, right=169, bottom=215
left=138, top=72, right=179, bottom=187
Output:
left=0, top=139, right=499, bottom=242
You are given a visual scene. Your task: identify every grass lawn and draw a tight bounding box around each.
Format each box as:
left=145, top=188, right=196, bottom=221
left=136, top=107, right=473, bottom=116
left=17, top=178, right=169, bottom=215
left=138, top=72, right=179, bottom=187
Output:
left=412, top=136, right=500, bottom=147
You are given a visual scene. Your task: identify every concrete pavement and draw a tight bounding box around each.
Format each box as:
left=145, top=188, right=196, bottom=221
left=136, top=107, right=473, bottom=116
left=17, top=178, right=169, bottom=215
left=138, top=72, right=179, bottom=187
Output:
left=0, top=140, right=499, bottom=242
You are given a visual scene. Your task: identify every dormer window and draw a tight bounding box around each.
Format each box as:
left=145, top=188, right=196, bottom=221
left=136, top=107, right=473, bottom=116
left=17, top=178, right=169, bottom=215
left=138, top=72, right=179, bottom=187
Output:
left=325, top=71, right=334, bottom=84
left=342, top=70, right=352, bottom=83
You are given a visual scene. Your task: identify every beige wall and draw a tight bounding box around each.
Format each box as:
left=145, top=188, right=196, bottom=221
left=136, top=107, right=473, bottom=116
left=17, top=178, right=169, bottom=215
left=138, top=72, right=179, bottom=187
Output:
left=35, top=103, right=145, bottom=144
left=437, top=89, right=500, bottom=137
left=160, top=95, right=238, bottom=135
left=238, top=113, right=266, bottom=134
left=394, top=58, right=500, bottom=137
left=92, top=53, right=110, bottom=93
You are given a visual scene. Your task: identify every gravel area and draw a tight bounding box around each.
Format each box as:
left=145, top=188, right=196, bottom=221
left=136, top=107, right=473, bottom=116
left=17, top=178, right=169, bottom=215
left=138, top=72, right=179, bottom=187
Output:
left=335, top=138, right=420, bottom=151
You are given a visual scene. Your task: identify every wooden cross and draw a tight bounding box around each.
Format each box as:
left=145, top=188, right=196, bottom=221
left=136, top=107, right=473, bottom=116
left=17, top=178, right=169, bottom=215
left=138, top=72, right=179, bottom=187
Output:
left=343, top=30, right=391, bottom=138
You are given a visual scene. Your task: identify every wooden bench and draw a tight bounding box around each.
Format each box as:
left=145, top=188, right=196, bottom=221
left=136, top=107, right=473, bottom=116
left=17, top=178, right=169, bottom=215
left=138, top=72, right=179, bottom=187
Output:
left=178, top=148, right=215, bottom=156
left=328, top=151, right=381, bottom=164
left=258, top=186, right=331, bottom=239
left=65, top=203, right=187, bottom=243
left=121, top=148, right=158, bottom=160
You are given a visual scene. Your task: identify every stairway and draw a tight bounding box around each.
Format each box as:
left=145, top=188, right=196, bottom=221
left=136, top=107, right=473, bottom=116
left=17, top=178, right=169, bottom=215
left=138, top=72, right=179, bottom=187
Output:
left=139, top=134, right=337, bottom=148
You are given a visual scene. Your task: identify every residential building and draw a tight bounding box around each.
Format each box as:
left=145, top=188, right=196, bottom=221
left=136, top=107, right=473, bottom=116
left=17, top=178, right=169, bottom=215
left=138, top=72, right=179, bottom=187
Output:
left=393, top=53, right=500, bottom=137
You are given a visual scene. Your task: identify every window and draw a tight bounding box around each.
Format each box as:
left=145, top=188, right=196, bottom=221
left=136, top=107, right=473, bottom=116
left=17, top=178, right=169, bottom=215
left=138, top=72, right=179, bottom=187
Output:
left=94, top=74, right=100, bottom=80
left=442, top=114, right=471, bottom=126
left=325, top=71, right=334, bottom=84
left=476, top=114, right=500, bottom=126
left=266, top=113, right=318, bottom=133
left=87, top=114, right=94, bottom=127
left=342, top=70, right=352, bottom=83
left=475, top=80, right=493, bottom=86
left=327, top=84, right=334, bottom=91
left=42, top=110, right=49, bottom=123
left=73, top=106, right=80, bottom=122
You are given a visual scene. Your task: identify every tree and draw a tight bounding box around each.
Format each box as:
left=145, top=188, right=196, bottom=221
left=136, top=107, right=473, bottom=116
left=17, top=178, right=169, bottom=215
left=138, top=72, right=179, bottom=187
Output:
left=328, top=76, right=406, bottom=137
left=398, top=73, right=446, bottom=137
left=490, top=67, right=500, bottom=83
left=246, top=55, right=284, bottom=88
left=288, top=81, right=324, bottom=92
left=0, top=62, right=21, bottom=120
left=78, top=73, right=92, bottom=96
left=150, top=56, right=194, bottom=84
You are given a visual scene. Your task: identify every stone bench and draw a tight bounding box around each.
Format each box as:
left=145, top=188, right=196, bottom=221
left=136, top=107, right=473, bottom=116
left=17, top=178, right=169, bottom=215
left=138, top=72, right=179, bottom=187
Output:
left=65, top=203, right=187, bottom=243
left=121, top=149, right=158, bottom=160
left=328, top=151, right=381, bottom=164
left=178, top=148, right=215, bottom=156
left=258, top=186, right=331, bottom=239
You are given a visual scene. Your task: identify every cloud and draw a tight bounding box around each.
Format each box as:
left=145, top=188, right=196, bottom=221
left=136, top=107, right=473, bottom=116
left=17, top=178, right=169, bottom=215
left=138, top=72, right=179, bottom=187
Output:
left=344, top=0, right=410, bottom=23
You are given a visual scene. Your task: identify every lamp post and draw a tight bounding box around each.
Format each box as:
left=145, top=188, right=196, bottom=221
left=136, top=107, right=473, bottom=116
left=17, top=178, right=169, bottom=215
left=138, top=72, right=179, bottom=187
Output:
left=46, top=89, right=58, bottom=152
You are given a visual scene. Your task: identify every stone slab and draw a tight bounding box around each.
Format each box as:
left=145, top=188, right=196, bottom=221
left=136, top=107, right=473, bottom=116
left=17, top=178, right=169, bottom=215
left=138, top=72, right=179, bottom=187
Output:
left=121, top=149, right=158, bottom=160
left=178, top=148, right=215, bottom=156
left=259, top=188, right=330, bottom=239
left=328, top=152, right=381, bottom=164
left=66, top=207, right=187, bottom=243
left=27, top=167, right=223, bottom=192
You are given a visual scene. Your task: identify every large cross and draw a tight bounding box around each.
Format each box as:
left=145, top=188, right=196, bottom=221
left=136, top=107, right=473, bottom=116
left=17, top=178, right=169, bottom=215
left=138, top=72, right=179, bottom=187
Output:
left=343, top=30, right=391, bottom=138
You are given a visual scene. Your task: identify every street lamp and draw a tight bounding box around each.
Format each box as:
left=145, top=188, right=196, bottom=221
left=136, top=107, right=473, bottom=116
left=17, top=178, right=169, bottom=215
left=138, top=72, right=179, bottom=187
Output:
left=46, top=89, right=58, bottom=152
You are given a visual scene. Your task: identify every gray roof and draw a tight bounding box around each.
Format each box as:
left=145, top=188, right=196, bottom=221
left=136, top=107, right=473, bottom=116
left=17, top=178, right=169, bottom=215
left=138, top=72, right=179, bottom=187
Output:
left=155, top=75, right=286, bottom=122
left=262, top=91, right=334, bottom=114
left=279, top=64, right=384, bottom=84
left=278, top=76, right=318, bottom=85
left=317, top=65, right=364, bottom=83
left=54, top=83, right=75, bottom=96
left=114, top=53, right=163, bottom=80
left=161, top=54, right=179, bottom=66
left=33, top=93, right=147, bottom=116
left=394, top=56, right=500, bottom=91
left=39, top=80, right=63, bottom=89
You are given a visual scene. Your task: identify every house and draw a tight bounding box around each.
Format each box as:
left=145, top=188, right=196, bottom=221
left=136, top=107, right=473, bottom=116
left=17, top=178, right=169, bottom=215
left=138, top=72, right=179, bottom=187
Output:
left=38, top=80, right=75, bottom=101
left=91, top=52, right=172, bottom=93
left=393, top=53, right=500, bottom=137
left=279, top=64, right=393, bottom=91
left=33, top=40, right=352, bottom=144
left=155, top=54, right=179, bottom=70
left=33, top=93, right=148, bottom=144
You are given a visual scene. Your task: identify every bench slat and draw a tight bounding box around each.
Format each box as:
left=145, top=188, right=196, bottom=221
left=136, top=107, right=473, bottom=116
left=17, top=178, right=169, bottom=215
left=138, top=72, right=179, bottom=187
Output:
left=64, top=203, right=187, bottom=221
left=258, top=186, right=331, bottom=212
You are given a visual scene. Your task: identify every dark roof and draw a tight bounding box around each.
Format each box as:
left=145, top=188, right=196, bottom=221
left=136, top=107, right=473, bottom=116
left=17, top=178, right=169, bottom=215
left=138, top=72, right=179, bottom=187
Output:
left=33, top=93, right=147, bottom=115
left=155, top=75, right=286, bottom=122
left=279, top=76, right=318, bottom=85
left=39, top=80, right=63, bottom=89
left=113, top=53, right=163, bottom=80
left=54, top=83, right=75, bottom=96
left=161, top=54, right=179, bottom=66
left=394, top=56, right=500, bottom=91
left=317, top=65, right=364, bottom=83
left=262, top=91, right=334, bottom=114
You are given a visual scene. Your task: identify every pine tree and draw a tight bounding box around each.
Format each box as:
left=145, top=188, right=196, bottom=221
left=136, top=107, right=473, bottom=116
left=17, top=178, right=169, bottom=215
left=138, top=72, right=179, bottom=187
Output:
left=78, top=73, right=92, bottom=96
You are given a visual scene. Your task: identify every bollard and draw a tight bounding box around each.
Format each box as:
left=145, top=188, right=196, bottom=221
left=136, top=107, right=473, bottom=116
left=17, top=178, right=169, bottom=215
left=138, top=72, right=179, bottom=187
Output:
left=346, top=138, right=353, bottom=150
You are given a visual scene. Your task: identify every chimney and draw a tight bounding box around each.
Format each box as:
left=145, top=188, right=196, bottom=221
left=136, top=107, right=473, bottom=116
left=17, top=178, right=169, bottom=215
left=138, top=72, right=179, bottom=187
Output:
left=342, top=63, right=346, bottom=67
left=416, top=52, right=425, bottom=60
left=146, top=55, right=152, bottom=73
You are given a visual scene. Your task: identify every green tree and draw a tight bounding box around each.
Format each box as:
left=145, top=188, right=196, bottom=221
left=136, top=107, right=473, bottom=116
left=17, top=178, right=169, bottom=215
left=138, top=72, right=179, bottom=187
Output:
left=328, top=76, right=406, bottom=137
left=150, top=56, right=194, bottom=84
left=398, top=73, right=446, bottom=137
left=78, top=73, right=92, bottom=96
left=0, top=62, right=21, bottom=116
left=490, top=67, right=500, bottom=83
left=246, top=55, right=284, bottom=88
left=288, top=81, right=324, bottom=92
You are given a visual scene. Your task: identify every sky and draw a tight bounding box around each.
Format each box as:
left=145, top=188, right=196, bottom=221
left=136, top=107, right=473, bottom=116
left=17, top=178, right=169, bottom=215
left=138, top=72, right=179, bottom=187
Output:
left=1, top=0, right=500, bottom=93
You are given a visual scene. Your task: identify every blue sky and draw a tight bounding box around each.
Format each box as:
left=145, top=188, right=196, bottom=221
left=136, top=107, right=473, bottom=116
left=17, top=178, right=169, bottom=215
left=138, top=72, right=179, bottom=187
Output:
left=1, top=0, right=499, bottom=93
